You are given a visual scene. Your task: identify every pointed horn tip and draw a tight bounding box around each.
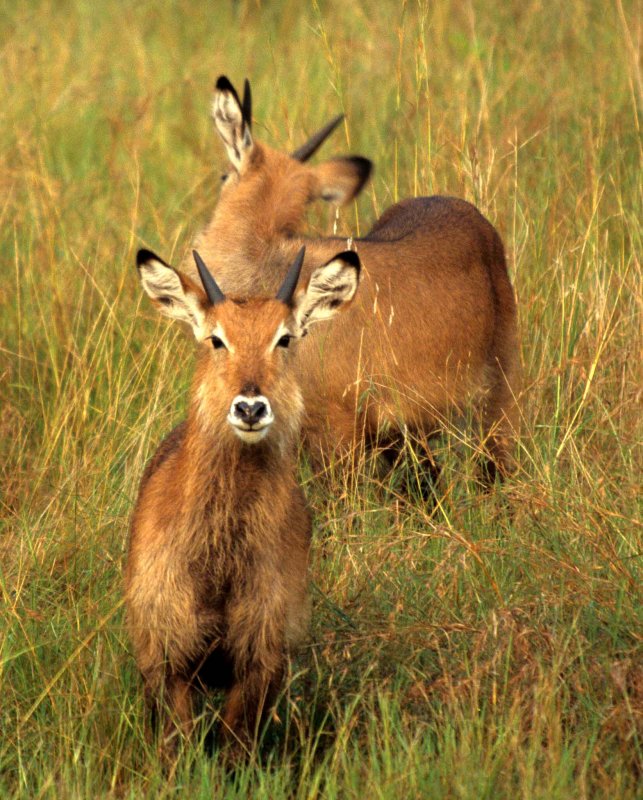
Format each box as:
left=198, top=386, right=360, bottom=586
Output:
left=192, top=249, right=213, bottom=276
left=276, top=247, right=306, bottom=305
left=324, top=113, right=345, bottom=130
left=193, top=250, right=226, bottom=305
left=291, top=113, right=346, bottom=162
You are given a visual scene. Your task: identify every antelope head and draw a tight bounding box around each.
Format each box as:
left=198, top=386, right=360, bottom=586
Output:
left=136, top=246, right=361, bottom=445
left=210, top=76, right=372, bottom=237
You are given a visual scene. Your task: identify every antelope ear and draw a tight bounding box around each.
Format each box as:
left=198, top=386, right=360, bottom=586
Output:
left=211, top=75, right=254, bottom=173
left=293, top=251, right=361, bottom=335
left=136, top=249, right=207, bottom=338
left=310, top=156, right=372, bottom=205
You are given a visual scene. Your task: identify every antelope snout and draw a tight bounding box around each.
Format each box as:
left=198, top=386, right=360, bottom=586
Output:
left=235, top=399, right=268, bottom=426
left=228, top=394, right=275, bottom=442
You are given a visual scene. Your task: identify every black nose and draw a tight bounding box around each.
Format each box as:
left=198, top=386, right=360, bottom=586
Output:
left=234, top=400, right=268, bottom=426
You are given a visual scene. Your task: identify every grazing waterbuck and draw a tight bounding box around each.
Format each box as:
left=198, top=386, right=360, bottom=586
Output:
left=125, top=245, right=361, bottom=755
left=184, top=76, right=520, bottom=485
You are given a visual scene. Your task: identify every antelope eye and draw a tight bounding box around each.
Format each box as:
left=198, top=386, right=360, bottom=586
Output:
left=277, top=334, right=291, bottom=349
left=210, top=335, right=226, bottom=350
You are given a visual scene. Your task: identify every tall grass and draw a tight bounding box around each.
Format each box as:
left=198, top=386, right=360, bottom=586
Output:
left=1, top=0, right=641, bottom=797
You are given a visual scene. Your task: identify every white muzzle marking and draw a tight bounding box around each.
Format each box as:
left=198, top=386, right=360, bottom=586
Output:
left=227, top=394, right=274, bottom=443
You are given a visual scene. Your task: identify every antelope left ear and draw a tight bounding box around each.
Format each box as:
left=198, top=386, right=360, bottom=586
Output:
left=293, top=251, right=361, bottom=335
left=211, top=75, right=254, bottom=173
left=136, top=249, right=207, bottom=338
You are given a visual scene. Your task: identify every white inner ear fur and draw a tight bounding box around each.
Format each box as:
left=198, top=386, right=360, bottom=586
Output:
left=138, top=259, right=206, bottom=338
left=293, top=259, right=359, bottom=334
left=211, top=89, right=253, bottom=172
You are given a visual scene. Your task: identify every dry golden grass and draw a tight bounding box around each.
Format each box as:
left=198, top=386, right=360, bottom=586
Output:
left=0, top=0, right=641, bottom=797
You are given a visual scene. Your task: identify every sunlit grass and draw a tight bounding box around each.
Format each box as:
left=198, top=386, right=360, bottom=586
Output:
left=1, top=0, right=641, bottom=797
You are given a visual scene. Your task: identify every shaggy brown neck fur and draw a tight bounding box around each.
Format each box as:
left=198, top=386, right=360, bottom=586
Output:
left=174, top=396, right=297, bottom=560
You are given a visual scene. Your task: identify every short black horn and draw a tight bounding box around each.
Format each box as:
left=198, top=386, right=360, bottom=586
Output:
left=193, top=250, right=225, bottom=305
left=276, top=246, right=305, bottom=305
left=242, top=79, right=252, bottom=129
left=291, top=114, right=344, bottom=162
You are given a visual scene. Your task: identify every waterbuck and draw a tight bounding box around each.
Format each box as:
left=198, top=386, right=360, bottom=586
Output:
left=183, top=76, right=520, bottom=485
left=125, top=245, right=361, bottom=756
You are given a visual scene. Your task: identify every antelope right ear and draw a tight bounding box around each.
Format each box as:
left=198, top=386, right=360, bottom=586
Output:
left=293, top=250, right=361, bottom=335
left=310, top=156, right=372, bottom=205
left=211, top=75, right=254, bottom=173
left=136, top=249, right=207, bottom=338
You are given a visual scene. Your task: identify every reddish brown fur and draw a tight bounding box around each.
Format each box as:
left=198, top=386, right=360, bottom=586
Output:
left=184, top=117, right=520, bottom=479
left=125, top=295, right=311, bottom=756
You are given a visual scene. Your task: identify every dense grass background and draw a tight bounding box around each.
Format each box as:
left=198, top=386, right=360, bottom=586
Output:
left=1, top=0, right=641, bottom=796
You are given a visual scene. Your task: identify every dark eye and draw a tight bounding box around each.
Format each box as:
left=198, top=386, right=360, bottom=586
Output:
left=277, top=334, right=291, bottom=349
left=210, top=335, right=226, bottom=350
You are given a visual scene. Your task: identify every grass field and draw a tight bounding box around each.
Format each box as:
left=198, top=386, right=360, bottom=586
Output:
left=1, top=0, right=641, bottom=797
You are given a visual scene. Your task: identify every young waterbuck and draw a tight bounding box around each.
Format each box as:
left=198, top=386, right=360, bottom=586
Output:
left=184, top=77, right=520, bottom=485
left=125, top=245, right=361, bottom=756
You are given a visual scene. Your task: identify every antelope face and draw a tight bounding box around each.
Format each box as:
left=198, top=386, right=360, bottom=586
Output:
left=136, top=246, right=361, bottom=446
left=203, top=298, right=298, bottom=444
